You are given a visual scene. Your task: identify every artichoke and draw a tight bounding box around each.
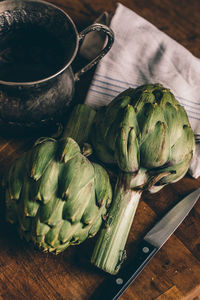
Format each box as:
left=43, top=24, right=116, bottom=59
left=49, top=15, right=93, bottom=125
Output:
left=91, top=83, right=195, bottom=274
left=3, top=105, right=112, bottom=254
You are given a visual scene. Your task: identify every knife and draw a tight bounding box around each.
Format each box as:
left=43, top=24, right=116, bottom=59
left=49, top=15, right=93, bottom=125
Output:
left=91, top=187, right=200, bottom=300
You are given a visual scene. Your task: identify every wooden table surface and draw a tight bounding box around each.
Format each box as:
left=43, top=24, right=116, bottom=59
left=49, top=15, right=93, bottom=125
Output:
left=0, top=0, right=200, bottom=299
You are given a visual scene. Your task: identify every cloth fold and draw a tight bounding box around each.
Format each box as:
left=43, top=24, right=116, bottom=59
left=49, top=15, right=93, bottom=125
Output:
left=83, top=3, right=200, bottom=178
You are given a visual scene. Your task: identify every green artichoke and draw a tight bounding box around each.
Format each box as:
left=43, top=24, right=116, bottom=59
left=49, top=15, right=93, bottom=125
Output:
left=91, top=83, right=195, bottom=274
left=3, top=105, right=112, bottom=254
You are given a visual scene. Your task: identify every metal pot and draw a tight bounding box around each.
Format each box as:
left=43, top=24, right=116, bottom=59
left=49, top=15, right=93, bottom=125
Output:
left=0, top=0, right=114, bottom=131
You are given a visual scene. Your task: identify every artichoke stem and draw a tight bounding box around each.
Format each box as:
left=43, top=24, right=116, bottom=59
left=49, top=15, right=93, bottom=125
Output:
left=91, top=172, right=143, bottom=275
left=62, top=104, right=96, bottom=145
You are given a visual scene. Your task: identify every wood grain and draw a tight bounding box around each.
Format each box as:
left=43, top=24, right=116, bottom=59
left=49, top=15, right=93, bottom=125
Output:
left=0, top=0, right=200, bottom=300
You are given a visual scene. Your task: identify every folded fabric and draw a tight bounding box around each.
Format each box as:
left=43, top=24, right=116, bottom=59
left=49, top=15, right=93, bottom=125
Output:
left=83, top=3, right=200, bottom=178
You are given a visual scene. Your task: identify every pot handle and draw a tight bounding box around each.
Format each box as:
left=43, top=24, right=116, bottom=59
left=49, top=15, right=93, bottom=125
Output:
left=74, top=23, right=114, bottom=81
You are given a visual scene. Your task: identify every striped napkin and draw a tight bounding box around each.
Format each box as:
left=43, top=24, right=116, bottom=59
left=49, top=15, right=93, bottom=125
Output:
left=82, top=3, right=200, bottom=178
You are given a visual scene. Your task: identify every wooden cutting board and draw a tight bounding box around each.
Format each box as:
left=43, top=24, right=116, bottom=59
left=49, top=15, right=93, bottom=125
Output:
left=0, top=1, right=200, bottom=299
left=0, top=166, right=200, bottom=300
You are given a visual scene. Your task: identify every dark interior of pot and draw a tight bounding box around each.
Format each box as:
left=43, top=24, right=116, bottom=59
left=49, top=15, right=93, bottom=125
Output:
left=0, top=0, right=77, bottom=82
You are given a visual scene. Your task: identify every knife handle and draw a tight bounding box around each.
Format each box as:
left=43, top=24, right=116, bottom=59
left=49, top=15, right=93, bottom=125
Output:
left=91, top=240, right=158, bottom=300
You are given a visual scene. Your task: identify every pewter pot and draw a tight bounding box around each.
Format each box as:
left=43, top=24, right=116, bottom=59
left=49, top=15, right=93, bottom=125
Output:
left=0, top=0, right=114, bottom=130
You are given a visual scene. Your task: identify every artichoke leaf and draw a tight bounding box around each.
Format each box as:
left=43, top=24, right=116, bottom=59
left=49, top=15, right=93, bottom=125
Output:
left=29, top=139, right=57, bottom=181
left=90, top=108, right=115, bottom=163
left=81, top=189, right=98, bottom=225
left=32, top=216, right=50, bottom=237
left=90, top=84, right=195, bottom=275
left=150, top=154, right=193, bottom=185
left=39, top=197, right=65, bottom=226
left=91, top=129, right=114, bottom=164
left=137, top=102, right=165, bottom=142
left=115, top=126, right=139, bottom=172
left=163, top=102, right=183, bottom=147
left=44, top=221, right=63, bottom=247
left=20, top=177, right=40, bottom=217
left=62, top=180, right=94, bottom=223
left=140, top=121, right=170, bottom=168
left=58, top=220, right=82, bottom=244
left=170, top=125, right=195, bottom=164
left=132, top=85, right=156, bottom=110
left=37, top=161, right=59, bottom=204
left=105, top=91, right=133, bottom=124
left=17, top=203, right=32, bottom=232
left=114, top=105, right=140, bottom=172
left=7, top=152, right=28, bottom=200
left=104, top=100, right=133, bottom=150
left=92, top=162, right=112, bottom=208
left=88, top=215, right=103, bottom=238
left=59, top=154, right=94, bottom=200
left=57, top=137, right=81, bottom=163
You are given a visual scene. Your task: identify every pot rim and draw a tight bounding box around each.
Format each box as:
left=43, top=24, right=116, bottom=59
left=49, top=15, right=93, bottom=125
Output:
left=0, top=0, right=79, bottom=86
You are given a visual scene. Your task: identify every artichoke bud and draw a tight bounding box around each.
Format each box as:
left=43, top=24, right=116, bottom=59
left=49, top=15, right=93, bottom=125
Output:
left=89, top=84, right=196, bottom=275
left=29, top=139, right=57, bottom=181
left=140, top=121, right=170, bottom=168
left=4, top=104, right=113, bottom=254
left=57, top=137, right=81, bottom=163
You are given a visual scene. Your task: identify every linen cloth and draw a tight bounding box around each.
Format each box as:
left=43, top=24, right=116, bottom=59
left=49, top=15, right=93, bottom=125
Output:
left=82, top=3, right=200, bottom=178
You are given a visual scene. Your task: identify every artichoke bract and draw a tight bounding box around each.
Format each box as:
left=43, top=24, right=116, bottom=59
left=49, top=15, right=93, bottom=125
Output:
left=3, top=105, right=112, bottom=254
left=91, top=83, right=195, bottom=274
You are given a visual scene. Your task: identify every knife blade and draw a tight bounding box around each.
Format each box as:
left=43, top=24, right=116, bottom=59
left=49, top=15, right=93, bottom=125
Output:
left=91, top=188, right=200, bottom=300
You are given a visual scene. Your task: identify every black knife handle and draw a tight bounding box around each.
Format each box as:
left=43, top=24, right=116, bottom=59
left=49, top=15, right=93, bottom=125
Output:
left=91, top=240, right=158, bottom=300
